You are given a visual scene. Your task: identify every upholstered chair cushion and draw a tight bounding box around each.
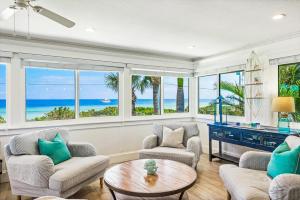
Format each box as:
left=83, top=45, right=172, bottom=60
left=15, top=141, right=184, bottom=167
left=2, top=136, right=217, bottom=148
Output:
left=9, top=128, right=69, bottom=155
left=219, top=164, right=271, bottom=200
left=139, top=147, right=195, bottom=167
left=49, top=155, right=109, bottom=192
left=153, top=123, right=199, bottom=147
left=160, top=127, right=184, bottom=148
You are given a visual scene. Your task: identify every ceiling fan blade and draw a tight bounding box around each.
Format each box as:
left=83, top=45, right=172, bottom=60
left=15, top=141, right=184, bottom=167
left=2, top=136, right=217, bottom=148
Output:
left=33, top=6, right=75, bottom=28
left=0, top=7, right=16, bottom=20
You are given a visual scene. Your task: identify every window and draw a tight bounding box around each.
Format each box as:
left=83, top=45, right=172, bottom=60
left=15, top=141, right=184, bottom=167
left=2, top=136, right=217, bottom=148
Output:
left=164, top=77, right=189, bottom=113
left=132, top=75, right=161, bottom=116
left=198, top=75, right=218, bottom=115
left=26, top=67, right=75, bottom=121
left=278, top=62, right=300, bottom=122
left=220, top=71, right=245, bottom=116
left=79, top=71, right=119, bottom=117
left=0, top=63, right=6, bottom=123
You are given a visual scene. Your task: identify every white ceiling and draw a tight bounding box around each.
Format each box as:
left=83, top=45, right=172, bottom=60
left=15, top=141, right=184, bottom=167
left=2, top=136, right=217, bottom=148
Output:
left=0, top=0, right=300, bottom=59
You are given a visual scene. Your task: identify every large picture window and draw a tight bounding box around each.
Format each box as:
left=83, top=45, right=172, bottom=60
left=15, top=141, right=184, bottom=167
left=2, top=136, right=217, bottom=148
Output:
left=164, top=77, right=189, bottom=113
left=198, top=75, right=218, bottom=115
left=26, top=67, right=75, bottom=121
left=79, top=71, right=119, bottom=117
left=0, top=63, right=6, bottom=123
left=132, top=75, right=161, bottom=116
left=279, top=62, right=300, bottom=122
left=220, top=71, right=245, bottom=116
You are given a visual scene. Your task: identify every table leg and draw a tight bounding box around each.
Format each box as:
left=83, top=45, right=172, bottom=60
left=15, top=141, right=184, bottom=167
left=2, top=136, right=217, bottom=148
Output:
left=179, top=191, right=185, bottom=200
left=108, top=188, right=117, bottom=200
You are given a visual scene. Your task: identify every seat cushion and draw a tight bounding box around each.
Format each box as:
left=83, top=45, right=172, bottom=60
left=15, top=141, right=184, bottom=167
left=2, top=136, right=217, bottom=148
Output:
left=219, top=164, right=271, bottom=200
left=49, top=155, right=109, bottom=192
left=139, top=147, right=195, bottom=167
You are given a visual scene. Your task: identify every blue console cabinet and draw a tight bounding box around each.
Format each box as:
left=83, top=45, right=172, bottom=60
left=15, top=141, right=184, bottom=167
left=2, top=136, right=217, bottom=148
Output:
left=208, top=123, right=295, bottom=164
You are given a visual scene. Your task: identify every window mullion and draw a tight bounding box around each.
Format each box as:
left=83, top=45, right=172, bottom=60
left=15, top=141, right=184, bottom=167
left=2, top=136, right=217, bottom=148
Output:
left=161, top=76, right=164, bottom=115
left=75, top=70, right=80, bottom=119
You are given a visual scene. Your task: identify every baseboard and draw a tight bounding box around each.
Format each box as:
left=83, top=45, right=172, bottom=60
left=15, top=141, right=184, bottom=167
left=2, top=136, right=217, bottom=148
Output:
left=109, top=151, right=139, bottom=164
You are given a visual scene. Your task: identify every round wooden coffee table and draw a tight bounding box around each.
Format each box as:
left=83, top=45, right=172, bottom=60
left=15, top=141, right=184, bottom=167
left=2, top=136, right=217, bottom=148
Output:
left=104, top=159, right=197, bottom=200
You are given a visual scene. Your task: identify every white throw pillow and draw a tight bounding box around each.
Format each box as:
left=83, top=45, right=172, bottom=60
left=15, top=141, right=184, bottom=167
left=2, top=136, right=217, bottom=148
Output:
left=160, top=126, right=184, bottom=148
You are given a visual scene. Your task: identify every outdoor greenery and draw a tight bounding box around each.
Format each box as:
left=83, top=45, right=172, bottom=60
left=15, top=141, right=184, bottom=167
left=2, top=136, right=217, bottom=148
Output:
left=0, top=116, right=5, bottom=123
left=32, top=106, right=119, bottom=121
left=279, top=62, right=300, bottom=122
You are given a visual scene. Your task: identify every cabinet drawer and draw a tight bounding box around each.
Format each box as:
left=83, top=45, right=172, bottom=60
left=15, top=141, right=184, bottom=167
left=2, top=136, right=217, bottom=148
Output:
left=241, top=132, right=262, bottom=144
left=223, top=129, right=240, bottom=141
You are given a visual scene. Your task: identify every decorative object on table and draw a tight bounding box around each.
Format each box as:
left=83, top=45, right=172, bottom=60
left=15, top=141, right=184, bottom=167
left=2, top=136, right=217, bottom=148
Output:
left=144, top=159, right=158, bottom=175
left=245, top=51, right=264, bottom=122
left=272, top=97, right=295, bottom=133
left=213, top=96, right=228, bottom=125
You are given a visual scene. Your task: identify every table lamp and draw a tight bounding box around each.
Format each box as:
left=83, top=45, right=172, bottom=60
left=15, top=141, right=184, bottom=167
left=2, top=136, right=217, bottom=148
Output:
left=272, top=97, right=295, bottom=133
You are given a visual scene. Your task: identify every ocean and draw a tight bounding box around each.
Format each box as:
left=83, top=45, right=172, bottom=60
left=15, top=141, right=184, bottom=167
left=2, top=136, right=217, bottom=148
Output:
left=0, top=98, right=213, bottom=120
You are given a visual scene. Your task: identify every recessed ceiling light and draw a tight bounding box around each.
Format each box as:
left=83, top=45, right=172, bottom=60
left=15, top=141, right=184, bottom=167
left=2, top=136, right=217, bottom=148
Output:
left=188, top=45, right=196, bottom=49
left=85, top=27, right=95, bottom=32
left=272, top=13, right=286, bottom=20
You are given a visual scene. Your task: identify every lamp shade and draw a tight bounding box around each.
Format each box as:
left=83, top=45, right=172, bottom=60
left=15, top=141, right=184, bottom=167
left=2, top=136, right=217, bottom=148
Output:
left=272, top=97, right=295, bottom=112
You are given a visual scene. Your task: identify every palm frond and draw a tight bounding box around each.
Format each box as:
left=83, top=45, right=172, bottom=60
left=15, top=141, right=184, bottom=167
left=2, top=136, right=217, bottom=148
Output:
left=105, top=73, right=119, bottom=93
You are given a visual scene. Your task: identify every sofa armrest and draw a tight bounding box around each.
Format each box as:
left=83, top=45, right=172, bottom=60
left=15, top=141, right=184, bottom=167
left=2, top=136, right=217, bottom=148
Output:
left=269, top=174, right=300, bottom=200
left=239, top=151, right=271, bottom=171
left=67, top=142, right=96, bottom=157
left=6, top=155, right=54, bottom=188
left=142, top=135, right=158, bottom=149
left=186, top=136, right=203, bottom=160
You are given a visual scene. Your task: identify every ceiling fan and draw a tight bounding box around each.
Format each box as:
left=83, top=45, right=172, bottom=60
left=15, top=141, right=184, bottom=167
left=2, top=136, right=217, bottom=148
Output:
left=0, top=0, right=75, bottom=28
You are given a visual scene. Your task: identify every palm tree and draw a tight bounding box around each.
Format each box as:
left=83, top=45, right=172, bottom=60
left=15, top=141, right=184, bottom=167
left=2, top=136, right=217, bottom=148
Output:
left=176, top=78, right=184, bottom=112
left=105, top=73, right=151, bottom=115
left=149, top=77, right=161, bottom=114
left=219, top=81, right=244, bottom=115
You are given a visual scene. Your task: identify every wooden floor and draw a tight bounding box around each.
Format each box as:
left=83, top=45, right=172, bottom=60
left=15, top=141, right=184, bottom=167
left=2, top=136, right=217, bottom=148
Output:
left=0, top=154, right=228, bottom=200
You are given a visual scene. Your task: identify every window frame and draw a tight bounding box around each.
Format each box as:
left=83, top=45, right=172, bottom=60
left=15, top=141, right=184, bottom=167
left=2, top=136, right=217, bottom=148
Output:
left=129, top=73, right=192, bottom=120
left=163, top=76, right=190, bottom=114
left=0, top=62, right=7, bottom=125
left=197, top=70, right=245, bottom=120
left=78, top=70, right=120, bottom=119
left=278, top=62, right=300, bottom=127
left=23, top=65, right=123, bottom=126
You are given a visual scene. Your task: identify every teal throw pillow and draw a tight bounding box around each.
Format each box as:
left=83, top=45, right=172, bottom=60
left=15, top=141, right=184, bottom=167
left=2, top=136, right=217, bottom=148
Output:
left=38, top=133, right=71, bottom=165
left=267, top=141, right=300, bottom=178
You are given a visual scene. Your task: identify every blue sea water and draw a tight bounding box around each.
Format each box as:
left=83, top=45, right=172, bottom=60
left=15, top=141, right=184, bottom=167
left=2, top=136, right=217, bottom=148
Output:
left=0, top=99, right=213, bottom=120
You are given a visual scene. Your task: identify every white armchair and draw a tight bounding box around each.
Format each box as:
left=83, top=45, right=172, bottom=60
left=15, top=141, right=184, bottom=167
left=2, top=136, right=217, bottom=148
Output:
left=139, top=123, right=202, bottom=168
left=4, top=128, right=109, bottom=199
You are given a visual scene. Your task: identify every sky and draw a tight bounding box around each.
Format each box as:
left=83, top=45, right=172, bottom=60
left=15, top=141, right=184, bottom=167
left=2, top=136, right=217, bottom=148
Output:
left=26, top=67, right=119, bottom=100
left=0, top=64, right=6, bottom=100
